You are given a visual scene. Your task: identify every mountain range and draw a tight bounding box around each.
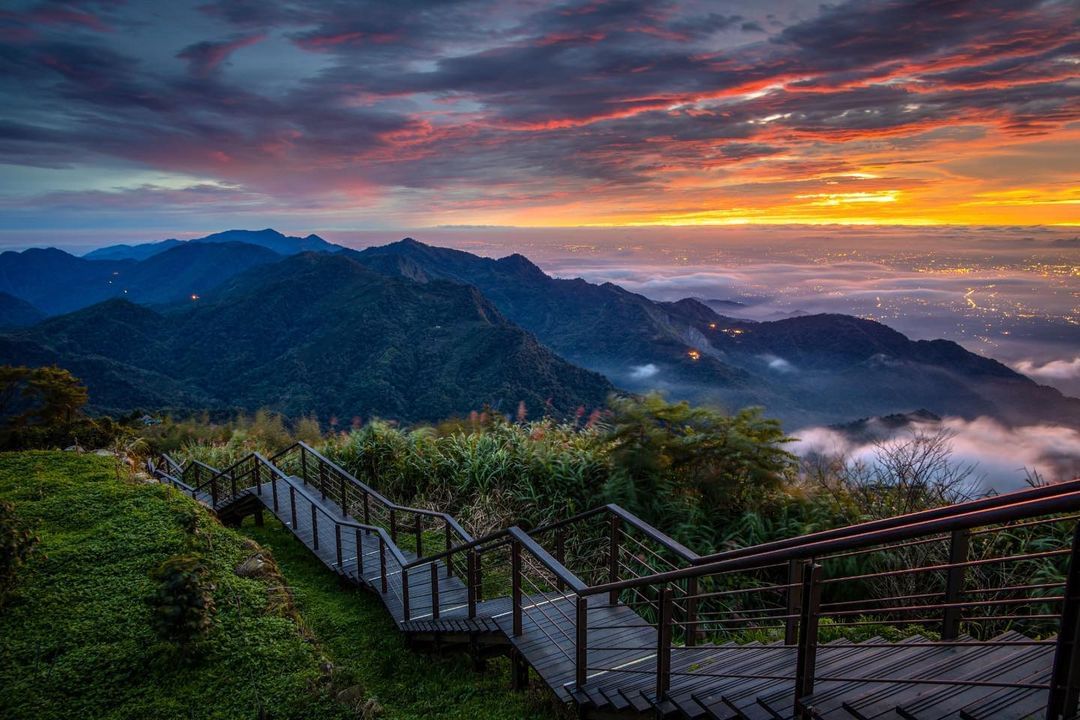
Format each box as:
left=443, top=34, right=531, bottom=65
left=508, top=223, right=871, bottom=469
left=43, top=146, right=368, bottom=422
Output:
left=0, top=231, right=1075, bottom=427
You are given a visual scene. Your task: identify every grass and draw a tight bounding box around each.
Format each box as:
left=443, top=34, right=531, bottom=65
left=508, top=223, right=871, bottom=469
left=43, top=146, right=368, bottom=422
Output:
left=240, top=515, right=557, bottom=720
left=0, top=452, right=559, bottom=720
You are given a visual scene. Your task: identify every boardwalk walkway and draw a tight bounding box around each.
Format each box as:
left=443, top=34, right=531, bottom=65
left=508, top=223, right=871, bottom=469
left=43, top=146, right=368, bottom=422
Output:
left=150, top=443, right=1080, bottom=720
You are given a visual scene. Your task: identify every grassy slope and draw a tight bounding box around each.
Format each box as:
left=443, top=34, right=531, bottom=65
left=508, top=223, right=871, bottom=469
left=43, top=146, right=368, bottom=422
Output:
left=0, top=452, right=554, bottom=720
left=241, top=517, right=555, bottom=720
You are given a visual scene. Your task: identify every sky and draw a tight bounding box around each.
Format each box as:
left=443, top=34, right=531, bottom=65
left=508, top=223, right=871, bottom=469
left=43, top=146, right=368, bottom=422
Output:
left=1, top=0, right=1078, bottom=240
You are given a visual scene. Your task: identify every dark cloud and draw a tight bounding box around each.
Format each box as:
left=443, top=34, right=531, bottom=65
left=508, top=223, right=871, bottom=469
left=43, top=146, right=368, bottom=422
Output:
left=0, top=0, right=1077, bottom=227
left=177, top=33, right=265, bottom=77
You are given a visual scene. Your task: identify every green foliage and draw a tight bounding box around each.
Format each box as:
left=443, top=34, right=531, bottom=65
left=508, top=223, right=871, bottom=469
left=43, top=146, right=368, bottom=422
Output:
left=0, top=499, right=38, bottom=603
left=604, top=394, right=796, bottom=533
left=323, top=394, right=798, bottom=554
left=146, top=554, right=216, bottom=652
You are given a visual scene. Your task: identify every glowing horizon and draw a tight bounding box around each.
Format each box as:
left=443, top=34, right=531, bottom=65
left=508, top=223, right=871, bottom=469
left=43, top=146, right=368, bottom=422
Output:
left=0, top=0, right=1077, bottom=237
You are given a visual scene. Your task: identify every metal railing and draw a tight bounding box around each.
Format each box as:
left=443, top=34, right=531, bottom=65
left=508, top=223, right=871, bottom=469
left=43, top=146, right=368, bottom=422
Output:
left=148, top=445, right=1080, bottom=718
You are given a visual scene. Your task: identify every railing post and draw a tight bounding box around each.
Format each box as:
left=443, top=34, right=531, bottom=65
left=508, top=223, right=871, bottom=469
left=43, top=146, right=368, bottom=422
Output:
left=467, top=550, right=478, bottom=619
left=511, top=539, right=523, bottom=636
left=686, top=576, right=699, bottom=646
left=576, top=596, right=588, bottom=690
left=941, top=528, right=969, bottom=640
left=230, top=469, right=237, bottom=500
left=355, top=527, right=364, bottom=576
left=414, top=515, right=423, bottom=558
left=318, top=462, right=328, bottom=500
left=254, top=461, right=262, bottom=496
left=431, top=562, right=440, bottom=620
left=271, top=471, right=279, bottom=512
left=300, top=447, right=308, bottom=485
left=390, top=509, right=397, bottom=544
left=476, top=551, right=485, bottom=602
left=445, top=522, right=453, bottom=577
left=289, top=486, right=298, bottom=529
left=402, top=566, right=410, bottom=620
left=311, top=503, right=319, bottom=550
left=786, top=558, right=807, bottom=645
left=1047, top=522, right=1080, bottom=719
left=555, top=528, right=566, bottom=591
left=340, top=475, right=348, bottom=515
left=794, top=563, right=822, bottom=719
left=210, top=475, right=219, bottom=507
left=656, top=586, right=673, bottom=701
left=335, top=524, right=343, bottom=567
left=363, top=492, right=371, bottom=524
left=379, top=535, right=388, bottom=593
left=608, top=513, right=621, bottom=605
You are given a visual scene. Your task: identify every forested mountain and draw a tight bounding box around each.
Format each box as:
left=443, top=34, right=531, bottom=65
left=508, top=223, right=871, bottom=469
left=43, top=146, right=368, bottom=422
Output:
left=2, top=231, right=1075, bottom=428
left=0, top=253, right=612, bottom=420
left=352, top=239, right=1080, bottom=427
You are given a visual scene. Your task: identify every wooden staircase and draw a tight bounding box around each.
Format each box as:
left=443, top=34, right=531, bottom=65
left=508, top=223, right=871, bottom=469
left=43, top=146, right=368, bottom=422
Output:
left=149, top=443, right=1080, bottom=720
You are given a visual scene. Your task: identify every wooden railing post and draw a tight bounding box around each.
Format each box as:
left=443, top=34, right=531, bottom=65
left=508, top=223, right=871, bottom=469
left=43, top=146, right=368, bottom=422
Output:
left=794, top=563, right=823, bottom=719
left=942, top=528, right=969, bottom=640
left=467, top=550, right=478, bottom=619
left=300, top=446, right=308, bottom=485
left=608, top=513, right=621, bottom=605
left=379, top=535, right=388, bottom=593
left=339, top=475, right=347, bottom=515
left=355, top=528, right=364, bottom=576
left=656, top=586, right=673, bottom=701
left=335, top=524, right=342, bottom=567
left=390, top=509, right=397, bottom=544
left=254, top=461, right=262, bottom=497
left=511, top=539, right=523, bottom=636
left=1047, top=522, right=1080, bottom=719
left=289, top=486, right=298, bottom=529
left=414, top=515, right=423, bottom=558
left=363, top=492, right=371, bottom=524
left=786, top=558, right=807, bottom=645
left=576, top=596, right=588, bottom=690
left=555, top=528, right=566, bottom=591
left=318, top=462, right=328, bottom=500
left=311, top=504, right=319, bottom=550
left=402, top=567, right=410, bottom=620
left=686, top=576, right=699, bottom=646
left=476, top=551, right=485, bottom=602
left=430, top=562, right=440, bottom=620
left=271, top=471, right=279, bottom=512
left=445, top=522, right=453, bottom=577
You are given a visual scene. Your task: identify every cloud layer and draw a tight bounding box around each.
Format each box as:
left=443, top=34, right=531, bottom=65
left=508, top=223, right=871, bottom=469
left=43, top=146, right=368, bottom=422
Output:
left=1, top=0, right=1078, bottom=232
left=794, top=415, right=1080, bottom=492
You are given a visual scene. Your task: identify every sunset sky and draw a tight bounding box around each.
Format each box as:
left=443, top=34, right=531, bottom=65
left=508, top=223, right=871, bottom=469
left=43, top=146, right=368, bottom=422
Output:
left=1, top=0, right=1078, bottom=241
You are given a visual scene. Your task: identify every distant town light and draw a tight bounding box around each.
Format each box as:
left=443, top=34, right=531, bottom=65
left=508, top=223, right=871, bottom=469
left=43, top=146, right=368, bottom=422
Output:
left=191, top=293, right=200, bottom=301
left=688, top=349, right=701, bottom=361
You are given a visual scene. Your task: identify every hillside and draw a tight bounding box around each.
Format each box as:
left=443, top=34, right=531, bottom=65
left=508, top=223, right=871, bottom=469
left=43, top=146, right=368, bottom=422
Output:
left=0, top=292, right=44, bottom=329
left=0, top=253, right=613, bottom=419
left=0, top=451, right=547, bottom=720
left=352, top=239, right=1080, bottom=427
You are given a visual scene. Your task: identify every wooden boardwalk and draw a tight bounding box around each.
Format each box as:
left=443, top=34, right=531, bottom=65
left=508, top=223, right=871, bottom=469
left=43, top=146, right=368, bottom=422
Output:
left=151, top=445, right=1080, bottom=720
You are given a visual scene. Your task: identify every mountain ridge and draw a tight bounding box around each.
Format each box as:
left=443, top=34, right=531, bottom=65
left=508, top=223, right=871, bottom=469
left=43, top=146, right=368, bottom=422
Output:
left=0, top=252, right=613, bottom=420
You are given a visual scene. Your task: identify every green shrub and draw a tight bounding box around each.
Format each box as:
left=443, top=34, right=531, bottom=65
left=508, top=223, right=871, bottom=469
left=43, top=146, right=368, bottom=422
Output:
left=146, top=553, right=216, bottom=651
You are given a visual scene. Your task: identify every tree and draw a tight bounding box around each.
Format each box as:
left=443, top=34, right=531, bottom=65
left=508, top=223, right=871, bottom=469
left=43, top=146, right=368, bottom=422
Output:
left=604, top=394, right=796, bottom=530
